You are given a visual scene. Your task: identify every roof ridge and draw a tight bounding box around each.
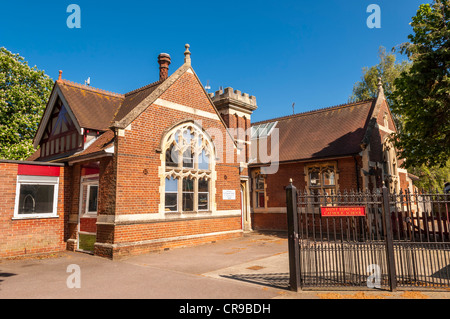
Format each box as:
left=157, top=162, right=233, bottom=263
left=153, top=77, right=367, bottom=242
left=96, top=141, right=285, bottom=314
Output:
left=124, top=79, right=164, bottom=96
left=58, top=79, right=124, bottom=99
left=252, top=99, right=376, bottom=125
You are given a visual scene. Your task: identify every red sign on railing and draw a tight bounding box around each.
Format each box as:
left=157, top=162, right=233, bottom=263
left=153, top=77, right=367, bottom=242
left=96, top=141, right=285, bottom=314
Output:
left=321, top=206, right=366, bottom=217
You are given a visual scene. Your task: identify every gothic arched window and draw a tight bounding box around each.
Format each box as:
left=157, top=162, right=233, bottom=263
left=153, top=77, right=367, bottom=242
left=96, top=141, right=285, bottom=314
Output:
left=161, top=122, right=215, bottom=213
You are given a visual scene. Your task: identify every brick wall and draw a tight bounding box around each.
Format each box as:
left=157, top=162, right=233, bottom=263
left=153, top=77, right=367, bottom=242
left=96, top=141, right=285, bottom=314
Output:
left=0, top=162, right=66, bottom=259
left=96, top=70, right=243, bottom=258
left=251, top=156, right=363, bottom=231
left=96, top=216, right=242, bottom=259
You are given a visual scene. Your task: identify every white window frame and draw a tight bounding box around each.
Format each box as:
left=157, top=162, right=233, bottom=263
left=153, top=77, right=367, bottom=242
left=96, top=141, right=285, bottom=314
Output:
left=80, top=174, right=99, bottom=217
left=85, top=184, right=99, bottom=216
left=164, top=177, right=179, bottom=212
left=13, top=175, right=60, bottom=220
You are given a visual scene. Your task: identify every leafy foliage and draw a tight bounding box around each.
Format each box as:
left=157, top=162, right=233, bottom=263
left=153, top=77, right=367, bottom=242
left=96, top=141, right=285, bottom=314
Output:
left=409, top=160, right=450, bottom=192
left=0, top=47, right=54, bottom=160
left=350, top=46, right=411, bottom=107
left=391, top=0, right=450, bottom=169
left=350, top=47, right=411, bottom=130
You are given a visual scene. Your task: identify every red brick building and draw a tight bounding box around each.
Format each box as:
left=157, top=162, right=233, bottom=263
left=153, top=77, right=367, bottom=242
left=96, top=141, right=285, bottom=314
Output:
left=248, top=80, right=417, bottom=231
left=0, top=161, right=66, bottom=258
left=0, top=45, right=415, bottom=258
left=1, top=45, right=257, bottom=259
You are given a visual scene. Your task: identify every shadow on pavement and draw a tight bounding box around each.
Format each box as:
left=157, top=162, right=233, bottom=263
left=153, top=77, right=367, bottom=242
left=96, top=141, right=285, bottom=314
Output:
left=221, top=272, right=290, bottom=290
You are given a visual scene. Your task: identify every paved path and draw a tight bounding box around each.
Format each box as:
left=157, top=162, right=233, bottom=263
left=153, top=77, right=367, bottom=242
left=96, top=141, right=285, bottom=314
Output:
left=0, top=232, right=449, bottom=299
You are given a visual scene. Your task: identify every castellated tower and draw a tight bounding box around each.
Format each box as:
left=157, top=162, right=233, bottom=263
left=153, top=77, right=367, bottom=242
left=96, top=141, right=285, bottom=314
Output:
left=209, top=87, right=257, bottom=232
left=209, top=87, right=258, bottom=165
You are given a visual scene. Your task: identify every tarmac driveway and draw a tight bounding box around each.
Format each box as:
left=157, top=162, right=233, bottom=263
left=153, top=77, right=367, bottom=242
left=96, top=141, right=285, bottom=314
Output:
left=0, top=232, right=290, bottom=299
left=2, top=232, right=449, bottom=300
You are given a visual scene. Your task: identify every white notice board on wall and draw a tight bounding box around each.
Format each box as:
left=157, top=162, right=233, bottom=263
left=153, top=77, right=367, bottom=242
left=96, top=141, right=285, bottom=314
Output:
left=222, top=190, right=236, bottom=200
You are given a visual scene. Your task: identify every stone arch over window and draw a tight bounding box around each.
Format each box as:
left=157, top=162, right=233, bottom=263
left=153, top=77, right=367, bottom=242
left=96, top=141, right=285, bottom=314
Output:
left=159, top=121, right=217, bottom=214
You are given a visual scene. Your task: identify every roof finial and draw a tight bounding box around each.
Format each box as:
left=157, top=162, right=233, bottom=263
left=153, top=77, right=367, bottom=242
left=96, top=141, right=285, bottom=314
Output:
left=58, top=70, right=63, bottom=82
left=184, top=44, right=191, bottom=65
left=377, top=77, right=384, bottom=97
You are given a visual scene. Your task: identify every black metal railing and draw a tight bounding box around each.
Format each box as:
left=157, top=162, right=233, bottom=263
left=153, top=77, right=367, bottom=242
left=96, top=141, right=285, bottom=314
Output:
left=286, top=184, right=450, bottom=292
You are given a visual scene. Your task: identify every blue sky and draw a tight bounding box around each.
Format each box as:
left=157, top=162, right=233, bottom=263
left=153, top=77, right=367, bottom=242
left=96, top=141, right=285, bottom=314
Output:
left=0, top=0, right=428, bottom=122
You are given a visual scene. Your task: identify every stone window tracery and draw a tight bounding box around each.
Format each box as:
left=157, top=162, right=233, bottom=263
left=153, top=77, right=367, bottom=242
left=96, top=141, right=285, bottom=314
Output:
left=161, top=122, right=215, bottom=213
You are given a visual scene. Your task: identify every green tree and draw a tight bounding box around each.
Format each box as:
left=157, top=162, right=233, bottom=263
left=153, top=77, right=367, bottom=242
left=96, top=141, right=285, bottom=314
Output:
left=409, top=160, right=450, bottom=192
left=350, top=46, right=411, bottom=107
left=0, top=47, right=54, bottom=160
left=391, top=0, right=450, bottom=169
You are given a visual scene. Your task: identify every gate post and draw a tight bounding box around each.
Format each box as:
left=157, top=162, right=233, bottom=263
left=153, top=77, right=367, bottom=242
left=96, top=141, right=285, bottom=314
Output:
left=382, top=185, right=397, bottom=292
left=286, top=179, right=301, bottom=292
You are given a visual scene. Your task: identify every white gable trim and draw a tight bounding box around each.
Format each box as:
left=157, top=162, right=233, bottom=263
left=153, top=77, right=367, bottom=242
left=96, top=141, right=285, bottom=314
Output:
left=33, top=85, right=82, bottom=148
left=154, top=98, right=221, bottom=121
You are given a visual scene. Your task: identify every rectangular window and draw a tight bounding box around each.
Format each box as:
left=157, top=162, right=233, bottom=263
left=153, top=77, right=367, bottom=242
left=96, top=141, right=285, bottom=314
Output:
left=87, top=185, right=98, bottom=214
left=257, top=192, right=265, bottom=208
left=323, top=169, right=335, bottom=186
left=255, top=173, right=266, bottom=208
left=309, top=168, right=321, bottom=187
left=256, top=176, right=265, bottom=191
left=198, top=178, right=209, bottom=211
left=14, top=176, right=59, bottom=219
left=165, top=177, right=178, bottom=212
left=306, top=164, right=337, bottom=209
left=182, top=177, right=194, bottom=211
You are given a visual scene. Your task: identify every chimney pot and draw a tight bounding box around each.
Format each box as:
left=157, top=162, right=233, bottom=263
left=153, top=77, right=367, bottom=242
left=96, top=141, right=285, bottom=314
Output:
left=158, top=53, right=171, bottom=81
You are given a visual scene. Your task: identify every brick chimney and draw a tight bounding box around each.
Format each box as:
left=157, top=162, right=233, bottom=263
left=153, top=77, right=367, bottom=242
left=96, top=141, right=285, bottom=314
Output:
left=158, top=53, right=171, bottom=81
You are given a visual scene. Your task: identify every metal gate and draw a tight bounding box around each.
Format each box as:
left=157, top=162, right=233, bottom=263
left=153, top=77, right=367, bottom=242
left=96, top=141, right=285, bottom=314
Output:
left=286, top=183, right=450, bottom=291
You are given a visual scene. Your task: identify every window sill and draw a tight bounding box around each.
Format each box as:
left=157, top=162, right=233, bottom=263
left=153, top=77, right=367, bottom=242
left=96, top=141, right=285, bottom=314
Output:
left=165, top=210, right=212, bottom=215
left=12, top=215, right=60, bottom=221
left=81, top=213, right=98, bottom=218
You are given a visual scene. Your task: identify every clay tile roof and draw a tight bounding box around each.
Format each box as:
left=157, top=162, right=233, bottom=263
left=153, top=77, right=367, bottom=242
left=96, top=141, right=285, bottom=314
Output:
left=251, top=99, right=376, bottom=164
left=57, top=80, right=125, bottom=131
left=112, top=80, right=163, bottom=123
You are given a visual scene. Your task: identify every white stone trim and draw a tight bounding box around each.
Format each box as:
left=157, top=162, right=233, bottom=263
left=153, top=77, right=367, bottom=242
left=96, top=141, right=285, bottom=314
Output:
left=96, top=210, right=241, bottom=224
left=253, top=207, right=287, bottom=214
left=154, top=98, right=221, bottom=121
left=218, top=108, right=252, bottom=118
left=376, top=123, right=395, bottom=134
left=95, top=230, right=243, bottom=249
